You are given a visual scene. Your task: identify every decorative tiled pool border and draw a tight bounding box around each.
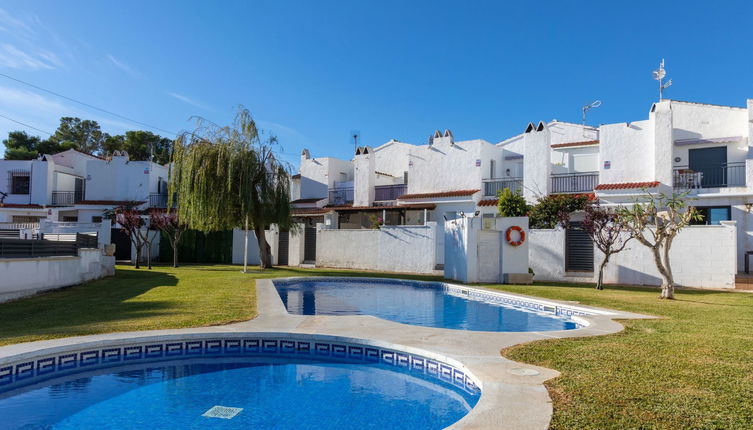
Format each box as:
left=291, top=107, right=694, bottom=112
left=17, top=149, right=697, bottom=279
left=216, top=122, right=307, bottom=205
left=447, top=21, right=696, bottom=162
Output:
left=0, top=333, right=481, bottom=398
left=274, top=277, right=599, bottom=326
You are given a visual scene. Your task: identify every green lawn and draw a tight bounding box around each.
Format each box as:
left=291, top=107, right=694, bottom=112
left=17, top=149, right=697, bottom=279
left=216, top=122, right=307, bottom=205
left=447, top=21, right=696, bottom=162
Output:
left=1, top=265, right=751, bottom=429
left=0, top=264, right=440, bottom=346
left=490, top=283, right=753, bottom=430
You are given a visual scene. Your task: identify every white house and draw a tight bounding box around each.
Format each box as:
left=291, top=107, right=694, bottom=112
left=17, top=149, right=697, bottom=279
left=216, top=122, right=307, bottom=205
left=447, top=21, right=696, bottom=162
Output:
left=278, top=98, right=751, bottom=289
left=0, top=149, right=170, bottom=261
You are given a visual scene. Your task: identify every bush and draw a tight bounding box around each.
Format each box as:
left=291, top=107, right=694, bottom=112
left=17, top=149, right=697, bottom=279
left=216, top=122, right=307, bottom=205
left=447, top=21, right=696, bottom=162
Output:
left=497, top=188, right=529, bottom=217
left=528, top=194, right=589, bottom=229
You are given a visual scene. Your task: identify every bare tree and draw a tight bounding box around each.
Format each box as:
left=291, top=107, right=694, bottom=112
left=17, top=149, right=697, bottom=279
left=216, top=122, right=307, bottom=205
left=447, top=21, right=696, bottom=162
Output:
left=115, top=206, right=146, bottom=269
left=574, top=204, right=633, bottom=290
left=617, top=191, right=701, bottom=299
left=149, top=210, right=186, bottom=268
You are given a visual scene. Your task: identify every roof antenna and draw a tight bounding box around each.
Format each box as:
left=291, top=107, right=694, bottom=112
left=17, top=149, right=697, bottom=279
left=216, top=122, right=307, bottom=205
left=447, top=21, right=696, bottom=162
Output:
left=652, top=58, right=672, bottom=101
left=582, top=100, right=602, bottom=125
left=350, top=130, right=360, bottom=155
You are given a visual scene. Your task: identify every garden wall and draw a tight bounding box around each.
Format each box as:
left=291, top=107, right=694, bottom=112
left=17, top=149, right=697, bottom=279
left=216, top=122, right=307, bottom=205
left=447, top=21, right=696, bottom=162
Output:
left=529, top=221, right=737, bottom=289
left=0, top=248, right=115, bottom=302
left=316, top=223, right=438, bottom=274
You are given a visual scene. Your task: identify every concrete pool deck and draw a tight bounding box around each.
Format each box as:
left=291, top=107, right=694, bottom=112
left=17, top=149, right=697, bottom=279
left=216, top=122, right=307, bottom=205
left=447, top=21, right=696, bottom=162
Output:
left=0, top=277, right=653, bottom=430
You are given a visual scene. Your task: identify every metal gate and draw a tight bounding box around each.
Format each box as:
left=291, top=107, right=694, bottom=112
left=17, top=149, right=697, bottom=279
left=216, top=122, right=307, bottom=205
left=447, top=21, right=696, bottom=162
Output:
left=111, top=228, right=132, bottom=261
left=303, top=227, right=316, bottom=263
left=565, top=224, right=593, bottom=272
left=278, top=230, right=289, bottom=265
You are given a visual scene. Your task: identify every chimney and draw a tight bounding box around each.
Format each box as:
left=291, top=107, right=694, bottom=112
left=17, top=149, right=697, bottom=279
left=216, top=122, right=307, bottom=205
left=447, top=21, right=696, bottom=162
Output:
left=353, top=146, right=375, bottom=207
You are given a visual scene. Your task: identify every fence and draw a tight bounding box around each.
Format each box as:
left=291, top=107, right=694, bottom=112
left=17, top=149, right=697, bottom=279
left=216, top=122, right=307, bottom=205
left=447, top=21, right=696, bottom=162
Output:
left=672, top=162, right=745, bottom=189
left=374, top=184, right=407, bottom=201
left=550, top=172, right=599, bottom=193
left=0, top=233, right=98, bottom=259
left=483, top=178, right=523, bottom=196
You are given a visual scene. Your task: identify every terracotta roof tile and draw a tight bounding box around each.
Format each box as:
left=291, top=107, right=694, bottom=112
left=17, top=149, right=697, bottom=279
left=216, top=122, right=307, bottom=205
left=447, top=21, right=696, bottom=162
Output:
left=551, top=140, right=599, bottom=148
left=477, top=199, right=498, bottom=207
left=594, top=181, right=660, bottom=191
left=0, top=203, right=44, bottom=209
left=78, top=200, right=146, bottom=206
left=398, top=189, right=479, bottom=200
left=292, top=207, right=331, bottom=215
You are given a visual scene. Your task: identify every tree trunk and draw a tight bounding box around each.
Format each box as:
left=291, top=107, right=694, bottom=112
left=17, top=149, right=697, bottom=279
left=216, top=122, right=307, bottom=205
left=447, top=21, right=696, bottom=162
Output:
left=596, top=254, right=610, bottom=290
left=172, top=240, right=178, bottom=268
left=256, top=224, right=272, bottom=269
left=651, top=245, right=675, bottom=299
left=134, top=245, right=141, bottom=269
left=146, top=233, right=152, bottom=270
left=242, top=216, right=249, bottom=273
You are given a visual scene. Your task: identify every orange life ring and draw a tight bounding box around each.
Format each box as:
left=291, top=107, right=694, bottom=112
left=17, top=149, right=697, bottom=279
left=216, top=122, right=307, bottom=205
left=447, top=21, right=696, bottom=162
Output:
left=505, top=226, right=526, bottom=246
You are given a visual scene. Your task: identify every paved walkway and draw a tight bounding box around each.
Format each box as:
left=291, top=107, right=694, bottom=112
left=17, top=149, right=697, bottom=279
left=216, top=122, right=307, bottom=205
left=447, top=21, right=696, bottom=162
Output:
left=0, top=277, right=652, bottom=429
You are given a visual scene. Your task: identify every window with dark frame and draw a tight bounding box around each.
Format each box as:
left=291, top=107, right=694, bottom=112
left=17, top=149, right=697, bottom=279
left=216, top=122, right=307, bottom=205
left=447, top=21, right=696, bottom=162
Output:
left=9, top=171, right=31, bottom=195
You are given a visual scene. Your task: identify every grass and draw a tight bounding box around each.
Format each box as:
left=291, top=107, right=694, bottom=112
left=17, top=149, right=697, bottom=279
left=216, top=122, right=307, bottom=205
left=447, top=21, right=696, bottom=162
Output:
left=1, top=266, right=751, bottom=428
left=0, top=264, right=439, bottom=346
left=488, top=282, right=753, bottom=430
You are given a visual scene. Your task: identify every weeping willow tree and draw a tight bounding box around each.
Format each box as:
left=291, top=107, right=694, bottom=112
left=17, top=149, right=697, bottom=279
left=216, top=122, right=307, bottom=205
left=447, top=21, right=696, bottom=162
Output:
left=170, top=107, right=293, bottom=270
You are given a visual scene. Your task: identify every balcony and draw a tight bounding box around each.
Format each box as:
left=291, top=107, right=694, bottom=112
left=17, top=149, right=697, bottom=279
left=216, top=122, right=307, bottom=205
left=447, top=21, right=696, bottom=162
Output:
left=51, top=191, right=83, bottom=206
left=484, top=178, right=523, bottom=196
left=673, top=162, right=745, bottom=190
left=550, top=172, right=599, bottom=193
left=328, top=187, right=354, bottom=205
left=149, top=193, right=178, bottom=208
left=374, top=184, right=407, bottom=201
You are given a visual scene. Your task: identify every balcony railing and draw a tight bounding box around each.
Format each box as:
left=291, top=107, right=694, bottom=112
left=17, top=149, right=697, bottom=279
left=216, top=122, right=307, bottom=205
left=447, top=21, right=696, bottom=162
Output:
left=484, top=178, right=523, bottom=196
left=149, top=193, right=178, bottom=208
left=673, top=162, right=745, bottom=190
left=51, top=191, right=83, bottom=206
left=550, top=172, right=599, bottom=193
left=374, top=184, right=407, bottom=201
left=328, top=187, right=354, bottom=205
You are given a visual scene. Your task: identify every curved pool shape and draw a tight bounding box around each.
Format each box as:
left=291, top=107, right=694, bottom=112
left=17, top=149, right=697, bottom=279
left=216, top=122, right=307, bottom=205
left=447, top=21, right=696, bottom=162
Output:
left=0, top=357, right=479, bottom=430
left=275, top=279, right=580, bottom=332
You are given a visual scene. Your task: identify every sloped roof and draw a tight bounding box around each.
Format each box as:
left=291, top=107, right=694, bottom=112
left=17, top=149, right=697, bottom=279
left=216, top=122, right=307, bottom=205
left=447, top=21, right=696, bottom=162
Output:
left=551, top=140, right=599, bottom=148
left=398, top=189, right=479, bottom=200
left=595, top=181, right=660, bottom=191
left=477, top=199, right=498, bottom=207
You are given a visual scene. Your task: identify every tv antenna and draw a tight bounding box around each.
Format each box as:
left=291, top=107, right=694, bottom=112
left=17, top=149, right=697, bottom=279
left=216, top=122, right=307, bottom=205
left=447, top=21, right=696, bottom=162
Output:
left=350, top=130, right=360, bottom=154
left=582, top=100, right=602, bottom=125
left=652, top=58, right=672, bottom=101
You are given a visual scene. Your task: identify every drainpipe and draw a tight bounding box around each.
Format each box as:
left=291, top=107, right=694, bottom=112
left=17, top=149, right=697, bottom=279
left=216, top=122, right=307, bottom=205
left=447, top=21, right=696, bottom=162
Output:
left=423, top=208, right=428, bottom=226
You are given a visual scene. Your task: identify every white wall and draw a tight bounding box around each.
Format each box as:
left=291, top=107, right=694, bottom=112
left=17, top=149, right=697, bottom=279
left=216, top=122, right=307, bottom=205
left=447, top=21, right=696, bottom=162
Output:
left=529, top=222, right=737, bottom=289
left=0, top=249, right=115, bottom=302
left=231, top=228, right=277, bottom=265
left=316, top=223, right=438, bottom=274
left=85, top=156, right=168, bottom=203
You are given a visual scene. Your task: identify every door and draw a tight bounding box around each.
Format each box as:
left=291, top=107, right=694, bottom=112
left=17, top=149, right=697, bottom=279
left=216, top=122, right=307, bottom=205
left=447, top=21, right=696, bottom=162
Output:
left=278, top=230, right=289, bottom=265
left=74, top=177, right=85, bottom=203
left=111, top=228, right=132, bottom=261
left=566, top=224, right=593, bottom=272
left=477, top=230, right=501, bottom=283
left=689, top=147, right=727, bottom=188
left=303, top=227, right=316, bottom=263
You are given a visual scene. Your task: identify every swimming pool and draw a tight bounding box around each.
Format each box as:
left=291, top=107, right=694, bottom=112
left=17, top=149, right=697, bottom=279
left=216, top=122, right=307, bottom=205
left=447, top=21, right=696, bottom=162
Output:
left=0, top=336, right=480, bottom=430
left=274, top=278, right=583, bottom=332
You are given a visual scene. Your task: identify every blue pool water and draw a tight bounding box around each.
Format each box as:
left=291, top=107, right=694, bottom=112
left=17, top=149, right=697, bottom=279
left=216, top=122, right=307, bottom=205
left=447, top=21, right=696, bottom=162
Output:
left=0, top=357, right=479, bottom=430
left=275, top=279, right=579, bottom=332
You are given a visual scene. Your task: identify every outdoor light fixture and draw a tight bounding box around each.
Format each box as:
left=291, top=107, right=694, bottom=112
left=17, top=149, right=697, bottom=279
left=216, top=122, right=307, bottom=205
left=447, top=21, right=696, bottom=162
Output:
left=474, top=211, right=480, bottom=216
left=459, top=211, right=465, bottom=218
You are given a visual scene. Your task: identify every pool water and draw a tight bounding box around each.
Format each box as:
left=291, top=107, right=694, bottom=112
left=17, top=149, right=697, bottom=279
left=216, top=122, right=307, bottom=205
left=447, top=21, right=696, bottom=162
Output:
left=275, top=279, right=579, bottom=332
left=0, top=357, right=479, bottom=430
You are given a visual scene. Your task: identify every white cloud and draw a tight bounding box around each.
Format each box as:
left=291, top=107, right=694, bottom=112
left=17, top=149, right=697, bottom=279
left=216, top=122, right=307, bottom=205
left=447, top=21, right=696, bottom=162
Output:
left=106, top=54, right=142, bottom=78
left=167, top=92, right=210, bottom=110
left=0, top=43, right=58, bottom=70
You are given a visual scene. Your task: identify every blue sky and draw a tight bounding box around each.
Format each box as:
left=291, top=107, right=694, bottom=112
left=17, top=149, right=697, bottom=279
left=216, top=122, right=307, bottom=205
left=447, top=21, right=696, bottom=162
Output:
left=1, top=0, right=752, bottom=166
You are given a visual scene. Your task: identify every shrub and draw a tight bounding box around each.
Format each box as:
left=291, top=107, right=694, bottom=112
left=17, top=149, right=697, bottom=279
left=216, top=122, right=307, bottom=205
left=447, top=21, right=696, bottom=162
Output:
left=497, top=188, right=529, bottom=217
left=528, top=194, right=589, bottom=229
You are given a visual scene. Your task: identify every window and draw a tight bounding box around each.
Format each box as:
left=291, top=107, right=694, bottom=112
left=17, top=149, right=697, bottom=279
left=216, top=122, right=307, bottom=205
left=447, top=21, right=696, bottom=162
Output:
left=62, top=216, right=79, bottom=222
left=490, top=160, right=496, bottom=179
left=691, top=206, right=731, bottom=225
left=92, top=216, right=103, bottom=223
left=9, top=172, right=30, bottom=194
left=12, top=216, right=43, bottom=223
